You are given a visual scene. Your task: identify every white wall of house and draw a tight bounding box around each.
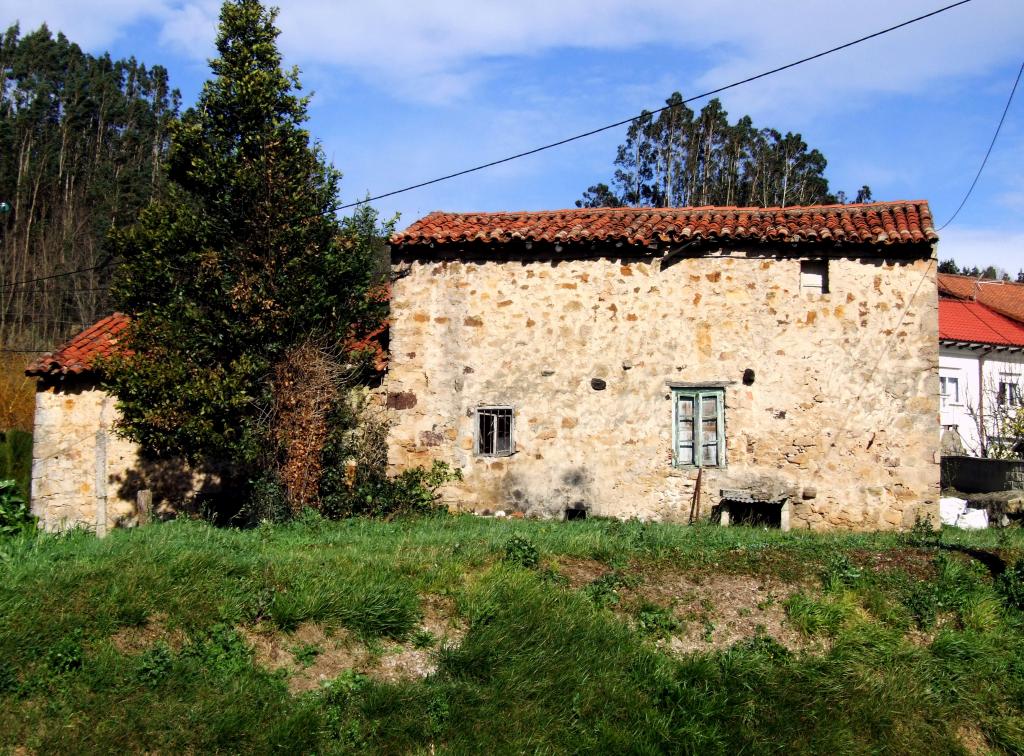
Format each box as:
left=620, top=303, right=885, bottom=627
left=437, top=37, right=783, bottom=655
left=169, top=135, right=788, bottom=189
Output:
left=939, top=344, right=1024, bottom=456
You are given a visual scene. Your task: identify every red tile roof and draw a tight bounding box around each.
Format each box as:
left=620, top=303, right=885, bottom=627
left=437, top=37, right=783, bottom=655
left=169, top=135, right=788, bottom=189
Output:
left=26, top=310, right=390, bottom=377
left=26, top=313, right=131, bottom=377
left=392, top=201, right=937, bottom=250
left=938, top=273, right=1024, bottom=324
left=939, top=299, right=1024, bottom=347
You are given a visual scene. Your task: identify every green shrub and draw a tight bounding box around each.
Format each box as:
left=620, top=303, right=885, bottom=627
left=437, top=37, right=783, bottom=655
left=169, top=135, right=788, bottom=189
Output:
left=502, top=535, right=540, bottom=569
left=634, top=601, right=682, bottom=638
left=322, top=460, right=462, bottom=520
left=46, top=629, right=84, bottom=674
left=136, top=643, right=174, bottom=687
left=583, top=571, right=637, bottom=608
left=0, top=430, right=32, bottom=501
left=997, top=560, right=1024, bottom=612
left=0, top=479, right=32, bottom=536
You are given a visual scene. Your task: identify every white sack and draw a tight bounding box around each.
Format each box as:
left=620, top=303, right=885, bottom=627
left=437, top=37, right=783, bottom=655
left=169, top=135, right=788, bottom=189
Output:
left=956, top=508, right=989, bottom=530
left=939, top=497, right=968, bottom=526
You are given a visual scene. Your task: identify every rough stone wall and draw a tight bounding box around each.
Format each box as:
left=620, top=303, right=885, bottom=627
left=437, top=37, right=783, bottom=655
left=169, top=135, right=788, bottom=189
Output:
left=30, top=376, right=211, bottom=532
left=384, top=246, right=940, bottom=530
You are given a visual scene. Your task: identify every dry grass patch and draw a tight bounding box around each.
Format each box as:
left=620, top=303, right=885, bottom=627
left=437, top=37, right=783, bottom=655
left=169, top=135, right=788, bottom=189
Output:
left=553, top=556, right=610, bottom=589
left=110, top=613, right=186, bottom=654
left=625, top=569, right=818, bottom=653
left=242, top=595, right=466, bottom=694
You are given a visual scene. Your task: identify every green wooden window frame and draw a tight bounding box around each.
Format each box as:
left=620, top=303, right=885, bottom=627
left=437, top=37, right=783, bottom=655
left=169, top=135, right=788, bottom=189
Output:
left=673, top=388, right=725, bottom=468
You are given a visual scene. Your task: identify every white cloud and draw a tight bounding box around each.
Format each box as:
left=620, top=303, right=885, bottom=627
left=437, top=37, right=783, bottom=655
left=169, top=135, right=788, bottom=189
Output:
left=6, top=0, right=1021, bottom=108
left=937, top=227, right=1024, bottom=273
left=0, top=0, right=167, bottom=48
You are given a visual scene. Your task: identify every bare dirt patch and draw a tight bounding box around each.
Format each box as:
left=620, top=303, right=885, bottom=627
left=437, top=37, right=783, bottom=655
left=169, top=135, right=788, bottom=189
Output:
left=110, top=613, right=185, bottom=654
left=623, top=569, right=820, bottom=654
left=554, top=556, right=610, bottom=588
left=956, top=722, right=991, bottom=755
left=242, top=595, right=466, bottom=694
left=849, top=548, right=937, bottom=580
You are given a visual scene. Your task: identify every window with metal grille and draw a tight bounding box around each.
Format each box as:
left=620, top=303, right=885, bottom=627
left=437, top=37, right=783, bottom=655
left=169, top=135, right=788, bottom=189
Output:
left=476, top=407, right=514, bottom=456
left=673, top=388, right=725, bottom=467
left=998, top=379, right=1022, bottom=407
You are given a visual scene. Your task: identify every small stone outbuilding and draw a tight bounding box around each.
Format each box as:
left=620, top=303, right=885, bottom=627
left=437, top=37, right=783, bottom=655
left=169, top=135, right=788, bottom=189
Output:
left=25, top=314, right=215, bottom=532
left=385, top=201, right=941, bottom=530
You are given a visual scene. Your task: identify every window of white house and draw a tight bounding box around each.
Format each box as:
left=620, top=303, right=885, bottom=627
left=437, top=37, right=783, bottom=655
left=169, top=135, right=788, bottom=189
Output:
left=998, top=378, right=1022, bottom=407
left=673, top=388, right=725, bottom=467
left=800, top=260, right=829, bottom=294
left=476, top=406, right=514, bottom=456
left=940, top=376, right=960, bottom=406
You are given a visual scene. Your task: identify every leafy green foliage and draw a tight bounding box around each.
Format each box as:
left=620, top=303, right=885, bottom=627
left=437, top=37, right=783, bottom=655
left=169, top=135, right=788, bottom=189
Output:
left=634, top=601, right=682, bottom=637
left=0, top=479, right=32, bottom=536
left=322, top=460, right=462, bottom=520
left=106, top=0, right=389, bottom=475
left=997, top=559, right=1024, bottom=611
left=580, top=94, right=856, bottom=209
left=501, top=535, right=539, bottom=569
left=0, top=431, right=32, bottom=501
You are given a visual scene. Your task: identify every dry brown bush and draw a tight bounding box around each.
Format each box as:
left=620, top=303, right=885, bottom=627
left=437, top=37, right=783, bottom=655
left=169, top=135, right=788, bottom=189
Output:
left=271, top=340, right=349, bottom=513
left=0, top=352, right=36, bottom=431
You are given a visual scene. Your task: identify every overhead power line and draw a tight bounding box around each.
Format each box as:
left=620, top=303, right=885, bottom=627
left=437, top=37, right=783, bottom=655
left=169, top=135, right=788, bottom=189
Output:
left=0, top=264, right=109, bottom=291
left=938, top=59, right=1024, bottom=231
left=338, top=0, right=975, bottom=211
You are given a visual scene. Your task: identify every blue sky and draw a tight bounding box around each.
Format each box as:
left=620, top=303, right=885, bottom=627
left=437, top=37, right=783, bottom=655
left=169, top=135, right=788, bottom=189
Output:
left=2, top=0, right=1023, bottom=271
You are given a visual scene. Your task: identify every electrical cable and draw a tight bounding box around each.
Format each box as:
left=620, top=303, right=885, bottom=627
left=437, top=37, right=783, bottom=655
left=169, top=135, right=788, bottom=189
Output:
left=937, top=59, right=1024, bottom=231
left=337, top=0, right=976, bottom=211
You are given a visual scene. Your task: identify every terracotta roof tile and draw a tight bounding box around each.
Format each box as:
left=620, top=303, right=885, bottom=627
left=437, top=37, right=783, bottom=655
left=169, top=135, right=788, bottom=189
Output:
left=25, top=313, right=131, bottom=377
left=392, top=201, right=938, bottom=251
left=939, top=299, right=1024, bottom=347
left=26, top=308, right=391, bottom=377
left=938, top=273, right=1024, bottom=324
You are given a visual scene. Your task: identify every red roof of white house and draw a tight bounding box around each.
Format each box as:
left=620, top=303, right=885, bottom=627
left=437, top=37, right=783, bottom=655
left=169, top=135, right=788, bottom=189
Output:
left=938, top=273, right=1024, bottom=324
left=392, top=201, right=938, bottom=249
left=939, top=299, right=1024, bottom=347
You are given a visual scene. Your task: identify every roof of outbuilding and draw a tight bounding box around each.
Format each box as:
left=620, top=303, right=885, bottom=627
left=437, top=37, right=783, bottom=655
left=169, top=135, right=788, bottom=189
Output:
left=938, top=273, right=1024, bottom=324
left=391, top=201, right=938, bottom=249
left=939, top=299, right=1024, bottom=348
left=25, top=309, right=390, bottom=378
left=25, top=312, right=131, bottom=377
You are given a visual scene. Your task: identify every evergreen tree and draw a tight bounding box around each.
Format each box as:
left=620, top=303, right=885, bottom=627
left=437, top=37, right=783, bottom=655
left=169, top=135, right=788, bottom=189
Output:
left=580, top=93, right=862, bottom=209
left=938, top=259, right=961, bottom=274
left=0, top=24, right=179, bottom=350
left=106, top=0, right=388, bottom=479
left=1017, top=269, right=1024, bottom=284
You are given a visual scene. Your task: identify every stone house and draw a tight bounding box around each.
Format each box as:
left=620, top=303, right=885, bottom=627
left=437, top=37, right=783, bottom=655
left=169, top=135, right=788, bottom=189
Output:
left=25, top=313, right=216, bottom=532
left=26, top=200, right=941, bottom=532
left=938, top=277, right=1024, bottom=457
left=385, top=201, right=941, bottom=530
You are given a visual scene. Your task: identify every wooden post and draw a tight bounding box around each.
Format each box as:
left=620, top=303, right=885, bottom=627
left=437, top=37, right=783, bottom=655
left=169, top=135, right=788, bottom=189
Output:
left=137, top=489, right=153, bottom=526
left=688, top=467, right=703, bottom=524
left=94, top=429, right=107, bottom=538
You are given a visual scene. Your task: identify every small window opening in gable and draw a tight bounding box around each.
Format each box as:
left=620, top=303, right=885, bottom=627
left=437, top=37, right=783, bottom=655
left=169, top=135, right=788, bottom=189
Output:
left=800, top=260, right=829, bottom=294
left=476, top=406, right=514, bottom=456
left=673, top=388, right=725, bottom=468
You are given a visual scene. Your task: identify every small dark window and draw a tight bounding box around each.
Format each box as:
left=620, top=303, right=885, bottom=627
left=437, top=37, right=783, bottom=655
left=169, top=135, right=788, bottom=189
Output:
left=477, top=407, right=513, bottom=456
left=800, top=260, right=829, bottom=294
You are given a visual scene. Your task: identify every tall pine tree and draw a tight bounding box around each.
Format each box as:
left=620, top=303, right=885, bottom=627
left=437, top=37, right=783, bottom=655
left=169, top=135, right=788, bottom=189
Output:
left=106, top=0, right=388, bottom=480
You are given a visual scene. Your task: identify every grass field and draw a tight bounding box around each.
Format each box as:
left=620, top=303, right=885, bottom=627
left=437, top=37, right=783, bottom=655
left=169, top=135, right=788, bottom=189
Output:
left=2, top=514, right=1024, bottom=754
